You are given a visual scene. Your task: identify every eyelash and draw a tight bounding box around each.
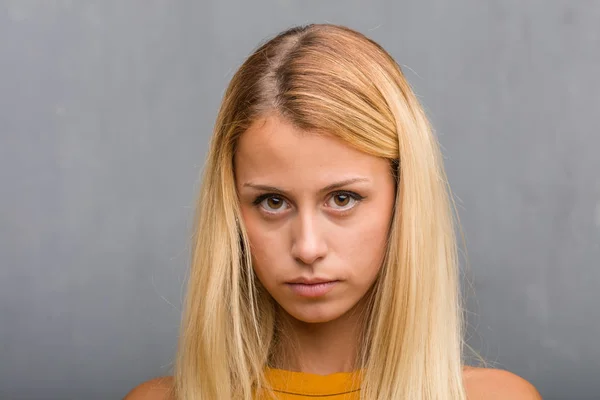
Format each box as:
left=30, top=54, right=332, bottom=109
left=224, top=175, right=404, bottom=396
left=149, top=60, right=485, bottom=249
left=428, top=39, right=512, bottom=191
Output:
left=252, top=191, right=365, bottom=215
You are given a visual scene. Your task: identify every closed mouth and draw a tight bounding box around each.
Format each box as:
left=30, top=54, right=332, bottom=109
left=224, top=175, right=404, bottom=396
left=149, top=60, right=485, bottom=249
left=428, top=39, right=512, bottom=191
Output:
left=285, top=280, right=339, bottom=297
left=286, top=278, right=339, bottom=285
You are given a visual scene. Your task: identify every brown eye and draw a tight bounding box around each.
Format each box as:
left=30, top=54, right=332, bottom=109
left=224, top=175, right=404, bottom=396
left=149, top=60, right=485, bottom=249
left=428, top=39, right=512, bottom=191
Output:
left=266, top=197, right=284, bottom=209
left=257, top=195, right=289, bottom=214
left=333, top=194, right=350, bottom=207
left=326, top=191, right=362, bottom=211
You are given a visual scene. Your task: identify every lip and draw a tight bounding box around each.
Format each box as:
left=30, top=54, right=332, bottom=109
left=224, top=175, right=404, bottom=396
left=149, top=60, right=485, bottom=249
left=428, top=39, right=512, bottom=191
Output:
left=287, top=277, right=336, bottom=285
left=285, top=279, right=339, bottom=298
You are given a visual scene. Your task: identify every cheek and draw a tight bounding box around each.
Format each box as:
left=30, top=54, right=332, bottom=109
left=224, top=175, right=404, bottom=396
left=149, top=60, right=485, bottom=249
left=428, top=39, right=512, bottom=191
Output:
left=240, top=208, right=286, bottom=283
left=338, top=211, right=391, bottom=280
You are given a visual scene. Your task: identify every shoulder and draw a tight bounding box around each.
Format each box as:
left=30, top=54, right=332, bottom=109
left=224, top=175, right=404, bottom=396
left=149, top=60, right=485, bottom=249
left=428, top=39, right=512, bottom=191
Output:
left=463, top=367, right=542, bottom=400
left=123, top=376, right=174, bottom=400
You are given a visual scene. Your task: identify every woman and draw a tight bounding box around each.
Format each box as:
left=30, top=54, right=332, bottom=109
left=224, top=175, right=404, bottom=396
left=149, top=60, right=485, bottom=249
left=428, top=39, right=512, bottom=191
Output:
left=126, top=24, right=541, bottom=399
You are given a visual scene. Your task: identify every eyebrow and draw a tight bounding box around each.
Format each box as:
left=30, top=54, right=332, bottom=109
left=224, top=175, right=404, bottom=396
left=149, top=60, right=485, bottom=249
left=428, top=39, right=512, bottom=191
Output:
left=243, top=177, right=370, bottom=194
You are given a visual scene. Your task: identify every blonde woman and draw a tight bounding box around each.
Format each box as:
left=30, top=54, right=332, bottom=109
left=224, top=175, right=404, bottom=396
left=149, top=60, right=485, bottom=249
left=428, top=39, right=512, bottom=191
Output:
left=125, top=24, right=541, bottom=399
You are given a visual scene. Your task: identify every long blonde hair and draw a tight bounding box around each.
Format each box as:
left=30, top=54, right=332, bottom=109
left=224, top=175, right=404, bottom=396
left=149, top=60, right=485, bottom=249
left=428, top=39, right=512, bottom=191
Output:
left=174, top=24, right=466, bottom=399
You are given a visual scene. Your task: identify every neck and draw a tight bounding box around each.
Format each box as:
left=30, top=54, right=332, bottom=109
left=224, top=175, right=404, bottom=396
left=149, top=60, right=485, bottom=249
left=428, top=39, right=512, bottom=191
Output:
left=271, top=298, right=369, bottom=375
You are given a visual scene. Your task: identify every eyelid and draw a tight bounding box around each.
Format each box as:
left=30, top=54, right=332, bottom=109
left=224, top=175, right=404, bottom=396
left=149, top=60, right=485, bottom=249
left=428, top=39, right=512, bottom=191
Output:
left=329, top=190, right=364, bottom=199
left=252, top=193, right=287, bottom=206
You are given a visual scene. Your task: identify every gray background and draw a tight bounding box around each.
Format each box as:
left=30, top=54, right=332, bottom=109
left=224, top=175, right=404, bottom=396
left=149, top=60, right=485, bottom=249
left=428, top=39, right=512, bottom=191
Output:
left=1, top=1, right=598, bottom=399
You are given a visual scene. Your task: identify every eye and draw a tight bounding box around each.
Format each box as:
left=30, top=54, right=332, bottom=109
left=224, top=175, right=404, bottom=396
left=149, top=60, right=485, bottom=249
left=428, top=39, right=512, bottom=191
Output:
left=326, top=191, right=363, bottom=211
left=254, top=194, right=290, bottom=214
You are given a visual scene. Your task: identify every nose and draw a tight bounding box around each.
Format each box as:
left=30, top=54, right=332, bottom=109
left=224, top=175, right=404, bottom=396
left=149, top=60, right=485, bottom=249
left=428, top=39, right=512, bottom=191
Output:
left=290, top=211, right=328, bottom=266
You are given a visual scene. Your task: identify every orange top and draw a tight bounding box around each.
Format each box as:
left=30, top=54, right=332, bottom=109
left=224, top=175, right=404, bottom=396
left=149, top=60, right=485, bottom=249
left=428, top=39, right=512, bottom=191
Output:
left=260, top=368, right=362, bottom=399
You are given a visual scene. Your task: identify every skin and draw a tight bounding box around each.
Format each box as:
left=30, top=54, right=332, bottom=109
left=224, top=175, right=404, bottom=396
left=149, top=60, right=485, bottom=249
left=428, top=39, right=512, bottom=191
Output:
left=125, top=115, right=542, bottom=400
left=235, top=114, right=396, bottom=374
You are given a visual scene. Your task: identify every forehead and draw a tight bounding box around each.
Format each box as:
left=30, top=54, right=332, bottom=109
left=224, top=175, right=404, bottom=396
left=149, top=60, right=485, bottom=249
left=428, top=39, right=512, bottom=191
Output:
left=234, top=115, right=388, bottom=186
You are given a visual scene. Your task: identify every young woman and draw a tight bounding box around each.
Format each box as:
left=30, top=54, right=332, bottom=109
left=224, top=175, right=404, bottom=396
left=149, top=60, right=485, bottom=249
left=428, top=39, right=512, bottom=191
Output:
left=126, top=24, right=541, bottom=399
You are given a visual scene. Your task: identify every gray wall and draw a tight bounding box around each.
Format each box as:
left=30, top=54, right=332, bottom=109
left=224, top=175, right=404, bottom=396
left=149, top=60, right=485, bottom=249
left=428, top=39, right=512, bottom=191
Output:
left=1, top=1, right=598, bottom=399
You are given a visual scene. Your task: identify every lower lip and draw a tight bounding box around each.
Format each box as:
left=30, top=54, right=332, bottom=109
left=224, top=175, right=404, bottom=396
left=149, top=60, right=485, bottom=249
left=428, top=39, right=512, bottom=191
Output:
left=286, top=281, right=338, bottom=298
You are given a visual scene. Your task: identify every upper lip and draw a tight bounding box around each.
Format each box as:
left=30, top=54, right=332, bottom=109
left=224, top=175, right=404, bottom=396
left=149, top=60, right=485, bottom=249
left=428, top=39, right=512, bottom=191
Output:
left=286, top=277, right=338, bottom=285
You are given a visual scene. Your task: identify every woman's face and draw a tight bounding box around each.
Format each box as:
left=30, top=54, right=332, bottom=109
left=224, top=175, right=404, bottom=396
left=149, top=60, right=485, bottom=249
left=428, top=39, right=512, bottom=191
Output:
left=234, top=115, right=396, bottom=324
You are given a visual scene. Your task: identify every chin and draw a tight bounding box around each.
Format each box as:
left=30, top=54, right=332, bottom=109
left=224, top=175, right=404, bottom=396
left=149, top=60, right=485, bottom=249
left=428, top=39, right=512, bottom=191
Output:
left=281, top=301, right=352, bottom=324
